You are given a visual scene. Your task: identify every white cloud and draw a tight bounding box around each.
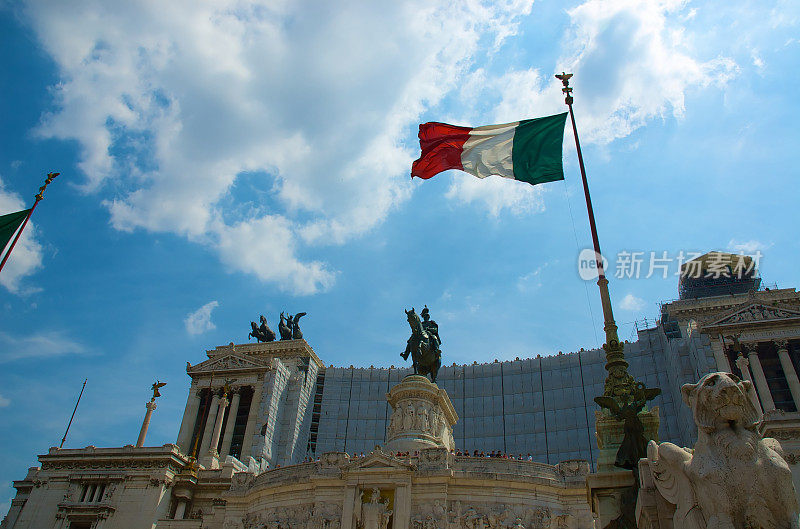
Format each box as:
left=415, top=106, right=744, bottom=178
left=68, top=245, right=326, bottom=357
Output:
left=727, top=239, right=772, bottom=254
left=0, top=331, right=87, bottom=363
left=0, top=394, right=9, bottom=407
left=445, top=172, right=548, bottom=218
left=517, top=262, right=550, bottom=292
left=445, top=0, right=739, bottom=214
left=184, top=301, right=219, bottom=336
left=619, top=293, right=646, bottom=311
left=0, top=177, right=44, bottom=294
left=558, top=0, right=739, bottom=144
left=24, top=0, right=534, bottom=294
left=751, top=49, right=765, bottom=69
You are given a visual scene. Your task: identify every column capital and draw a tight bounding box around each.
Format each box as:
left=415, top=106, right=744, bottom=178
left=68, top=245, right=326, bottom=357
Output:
left=775, top=339, right=789, bottom=351
left=735, top=353, right=750, bottom=371
left=743, top=342, right=759, bottom=356
left=146, top=400, right=158, bottom=411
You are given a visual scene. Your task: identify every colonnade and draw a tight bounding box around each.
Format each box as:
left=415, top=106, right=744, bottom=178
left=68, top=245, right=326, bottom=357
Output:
left=176, top=381, right=262, bottom=463
left=724, top=338, right=800, bottom=413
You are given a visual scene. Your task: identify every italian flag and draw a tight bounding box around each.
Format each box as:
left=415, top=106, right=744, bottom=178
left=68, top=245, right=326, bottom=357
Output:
left=411, top=112, right=568, bottom=186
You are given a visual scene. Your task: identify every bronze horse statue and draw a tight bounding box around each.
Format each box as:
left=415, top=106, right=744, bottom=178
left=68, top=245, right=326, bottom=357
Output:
left=402, top=307, right=441, bottom=383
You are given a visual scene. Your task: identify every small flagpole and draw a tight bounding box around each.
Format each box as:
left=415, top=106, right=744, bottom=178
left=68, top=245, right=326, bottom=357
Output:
left=555, top=73, right=631, bottom=398
left=0, top=172, right=59, bottom=274
left=60, top=378, right=87, bottom=448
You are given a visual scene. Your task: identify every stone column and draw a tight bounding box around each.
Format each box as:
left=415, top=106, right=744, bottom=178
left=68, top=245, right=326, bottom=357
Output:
left=207, top=393, right=230, bottom=457
left=220, top=389, right=241, bottom=458
left=174, top=499, right=188, bottom=519
left=136, top=400, right=157, bottom=447
left=711, top=337, right=732, bottom=372
left=736, top=353, right=764, bottom=415
left=776, top=340, right=800, bottom=410
left=240, top=381, right=264, bottom=461
left=198, top=392, right=220, bottom=456
left=93, top=484, right=105, bottom=503
left=393, top=484, right=411, bottom=529
left=341, top=485, right=357, bottom=529
left=746, top=344, right=776, bottom=411
left=176, top=385, right=201, bottom=452
left=735, top=354, right=763, bottom=416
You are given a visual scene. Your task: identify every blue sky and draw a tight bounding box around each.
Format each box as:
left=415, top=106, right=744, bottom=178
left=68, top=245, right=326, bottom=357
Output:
left=1, top=0, right=799, bottom=513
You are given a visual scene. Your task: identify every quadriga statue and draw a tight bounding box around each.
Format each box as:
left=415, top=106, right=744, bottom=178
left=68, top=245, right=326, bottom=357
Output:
left=645, top=372, right=799, bottom=529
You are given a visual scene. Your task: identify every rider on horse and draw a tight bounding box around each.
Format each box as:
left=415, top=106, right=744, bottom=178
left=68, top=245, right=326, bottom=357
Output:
left=402, top=306, right=442, bottom=382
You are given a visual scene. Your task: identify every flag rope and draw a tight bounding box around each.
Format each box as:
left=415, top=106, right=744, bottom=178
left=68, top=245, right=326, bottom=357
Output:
left=561, top=179, right=600, bottom=345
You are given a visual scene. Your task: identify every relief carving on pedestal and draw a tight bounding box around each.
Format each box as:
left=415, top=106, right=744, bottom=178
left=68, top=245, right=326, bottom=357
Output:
left=644, top=372, right=800, bottom=529
left=387, top=400, right=448, bottom=441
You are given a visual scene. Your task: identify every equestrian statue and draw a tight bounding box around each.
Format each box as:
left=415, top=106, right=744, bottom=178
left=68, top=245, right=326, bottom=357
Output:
left=401, top=305, right=442, bottom=383
left=279, top=311, right=306, bottom=340
left=249, top=315, right=276, bottom=342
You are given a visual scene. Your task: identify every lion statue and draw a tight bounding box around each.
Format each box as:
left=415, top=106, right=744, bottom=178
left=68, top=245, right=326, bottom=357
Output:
left=645, top=372, right=799, bottom=529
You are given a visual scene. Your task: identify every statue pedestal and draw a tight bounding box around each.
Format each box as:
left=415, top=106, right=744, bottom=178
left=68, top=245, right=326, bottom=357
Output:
left=384, top=375, right=458, bottom=453
left=199, top=453, right=220, bottom=470
left=588, top=407, right=660, bottom=528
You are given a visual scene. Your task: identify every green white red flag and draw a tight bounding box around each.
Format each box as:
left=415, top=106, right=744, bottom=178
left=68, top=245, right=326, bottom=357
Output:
left=0, top=209, right=31, bottom=255
left=411, top=112, right=568, bottom=186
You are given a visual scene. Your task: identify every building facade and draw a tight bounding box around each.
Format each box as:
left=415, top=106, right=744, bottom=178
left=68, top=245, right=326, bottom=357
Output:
left=5, top=252, right=800, bottom=529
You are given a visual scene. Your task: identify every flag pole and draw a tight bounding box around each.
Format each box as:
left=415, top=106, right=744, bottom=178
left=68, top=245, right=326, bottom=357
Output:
left=0, top=172, right=59, bottom=274
left=60, top=378, right=87, bottom=448
left=555, top=73, right=633, bottom=400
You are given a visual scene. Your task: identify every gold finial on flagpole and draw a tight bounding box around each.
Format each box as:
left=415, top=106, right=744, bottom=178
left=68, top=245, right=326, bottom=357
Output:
left=555, top=72, right=573, bottom=104
left=0, top=171, right=60, bottom=275
left=35, top=172, right=59, bottom=201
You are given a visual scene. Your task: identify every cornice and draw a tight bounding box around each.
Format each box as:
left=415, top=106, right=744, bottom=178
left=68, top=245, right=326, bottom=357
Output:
left=662, top=288, right=800, bottom=320
left=205, top=340, right=323, bottom=369
left=38, top=445, right=189, bottom=474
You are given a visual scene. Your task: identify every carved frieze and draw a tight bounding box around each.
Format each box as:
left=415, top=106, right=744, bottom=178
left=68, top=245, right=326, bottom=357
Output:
left=767, top=428, right=800, bottom=441
left=413, top=501, right=555, bottom=529
left=243, top=504, right=320, bottom=529
left=703, top=303, right=800, bottom=332
left=188, top=353, right=271, bottom=375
